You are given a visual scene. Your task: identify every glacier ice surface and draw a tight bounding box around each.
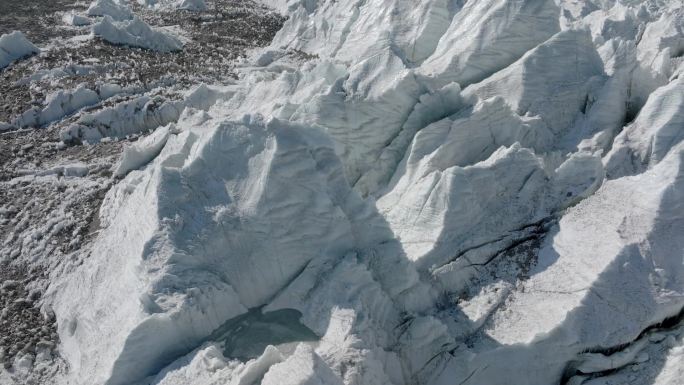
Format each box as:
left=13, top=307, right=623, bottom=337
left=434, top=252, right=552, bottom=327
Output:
left=34, top=0, right=684, bottom=384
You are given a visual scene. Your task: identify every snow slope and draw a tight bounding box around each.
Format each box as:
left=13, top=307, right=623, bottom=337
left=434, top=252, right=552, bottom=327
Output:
left=42, top=0, right=684, bottom=385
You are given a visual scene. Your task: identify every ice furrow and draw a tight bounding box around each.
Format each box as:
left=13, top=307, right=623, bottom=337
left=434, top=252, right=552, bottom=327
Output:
left=561, top=306, right=684, bottom=384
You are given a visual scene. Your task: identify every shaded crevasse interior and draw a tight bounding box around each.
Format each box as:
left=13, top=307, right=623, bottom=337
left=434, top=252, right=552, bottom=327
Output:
left=49, top=0, right=684, bottom=385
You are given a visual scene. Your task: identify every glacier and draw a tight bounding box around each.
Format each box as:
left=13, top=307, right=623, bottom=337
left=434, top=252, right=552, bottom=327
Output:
left=1, top=0, right=683, bottom=384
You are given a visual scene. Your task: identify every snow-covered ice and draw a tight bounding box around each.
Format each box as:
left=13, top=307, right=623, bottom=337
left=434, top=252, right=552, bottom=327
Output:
left=62, top=12, right=92, bottom=27
left=59, top=85, right=229, bottom=143
left=2, top=0, right=684, bottom=384
left=87, top=0, right=134, bottom=21
left=14, top=83, right=130, bottom=129
left=92, top=16, right=183, bottom=52
left=138, top=0, right=208, bottom=11
left=48, top=0, right=684, bottom=383
left=0, top=31, right=39, bottom=69
left=604, top=77, right=684, bottom=178
left=176, top=0, right=207, bottom=11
